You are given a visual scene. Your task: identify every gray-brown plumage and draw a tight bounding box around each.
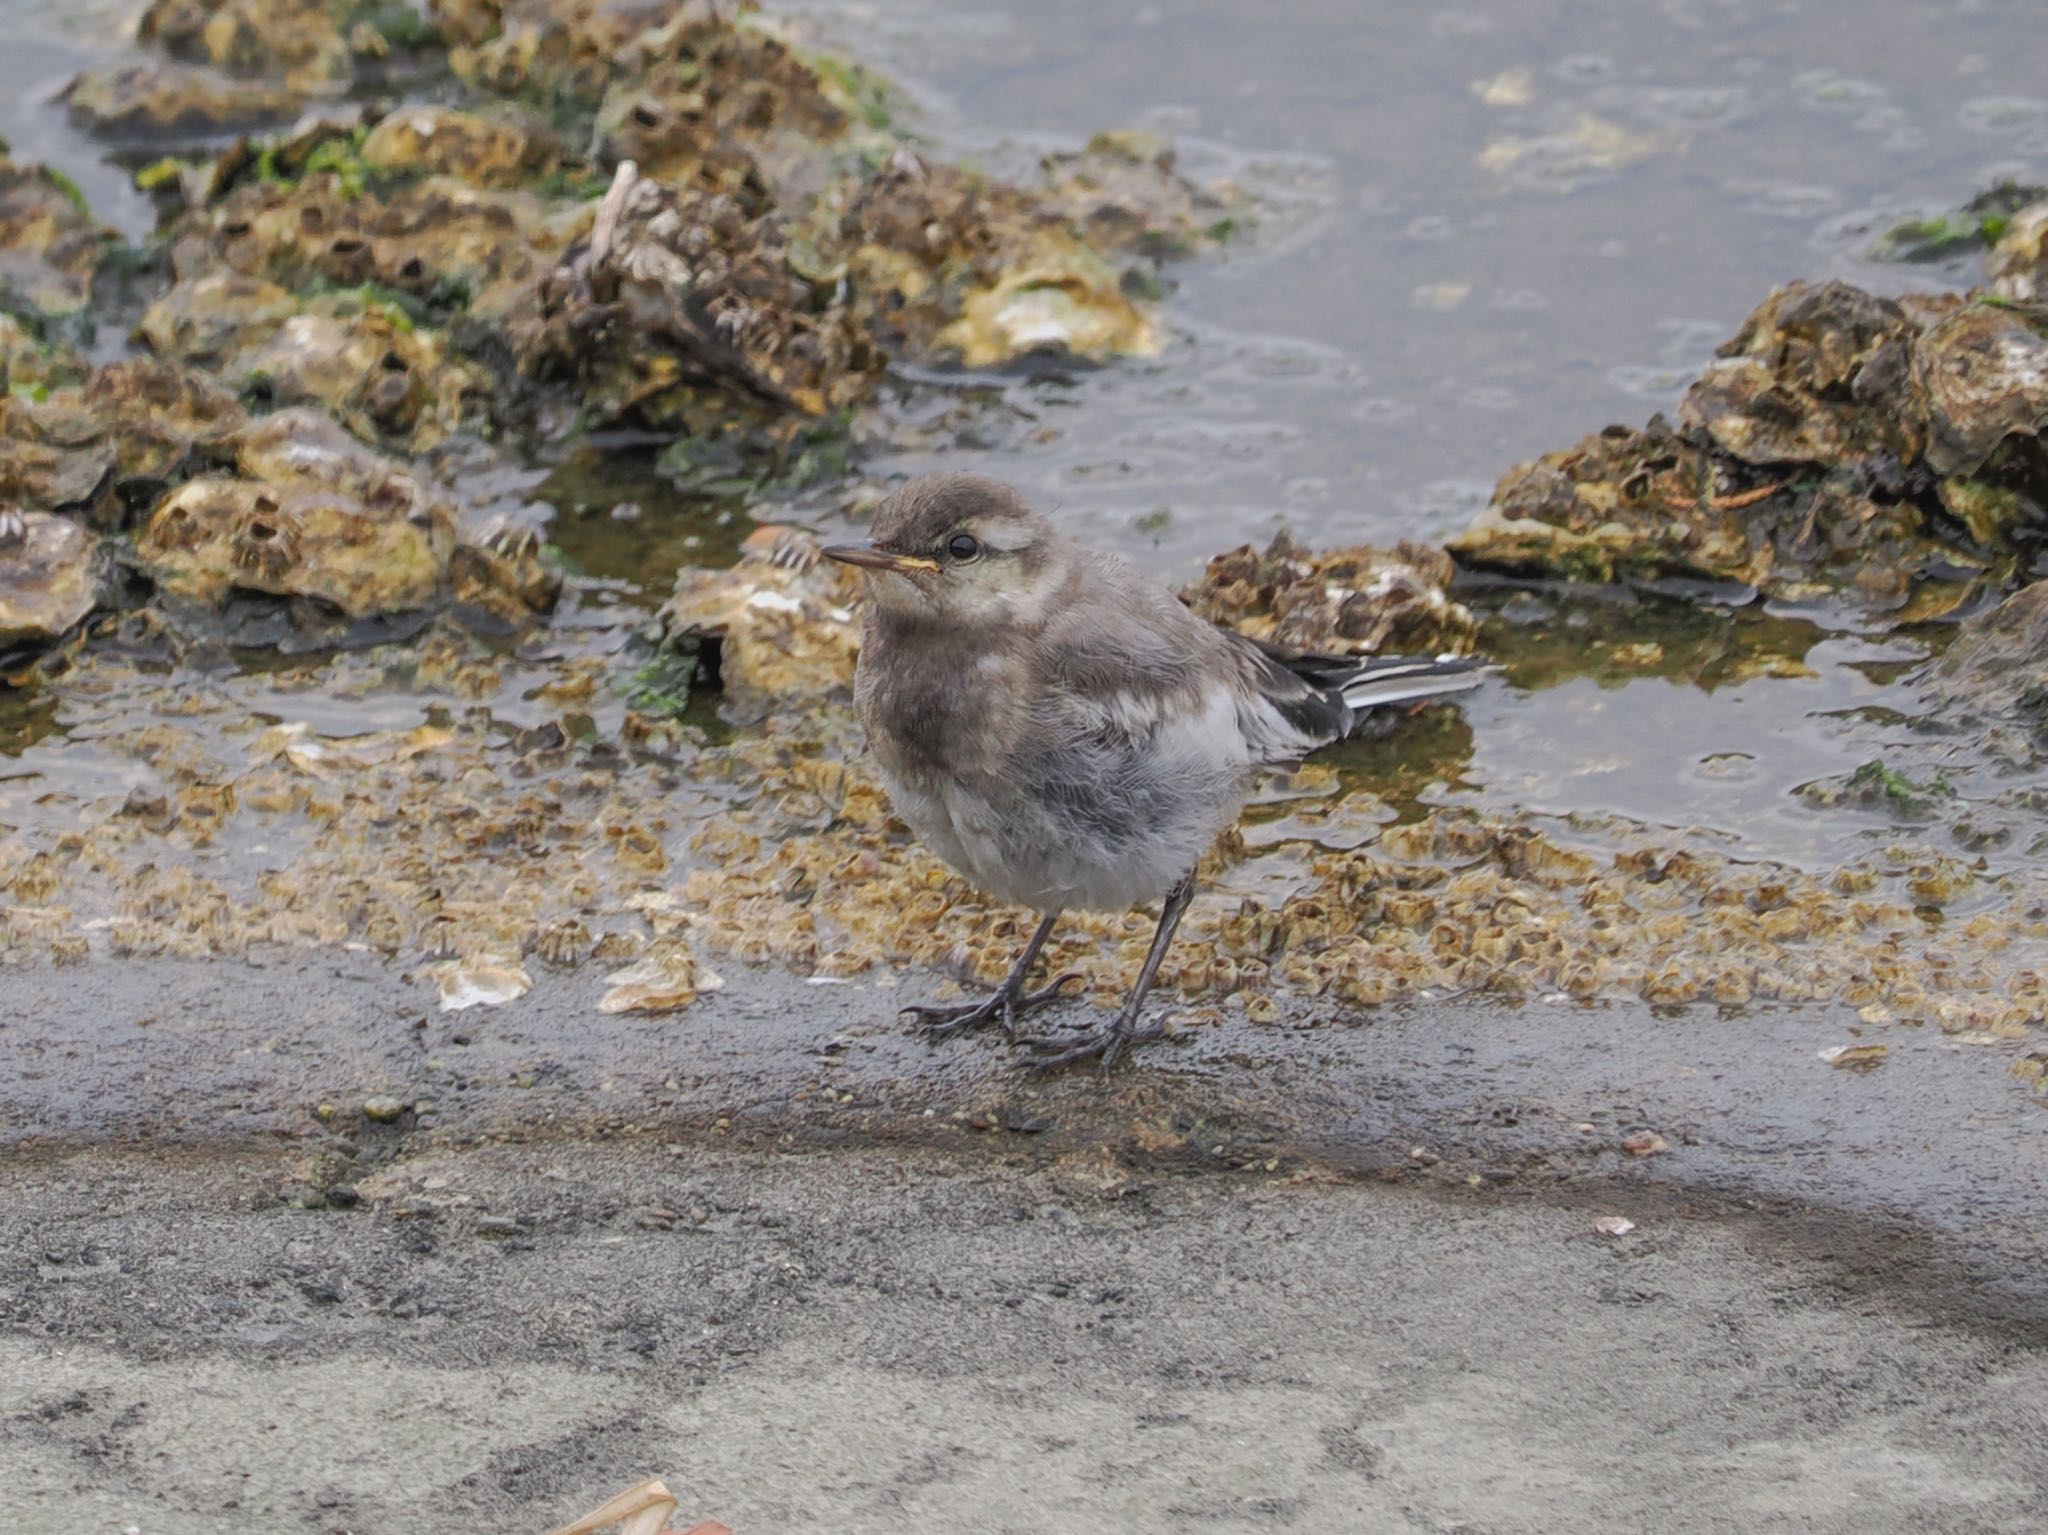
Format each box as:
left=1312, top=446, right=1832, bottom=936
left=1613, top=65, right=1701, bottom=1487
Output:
left=826, top=472, right=1488, bottom=1069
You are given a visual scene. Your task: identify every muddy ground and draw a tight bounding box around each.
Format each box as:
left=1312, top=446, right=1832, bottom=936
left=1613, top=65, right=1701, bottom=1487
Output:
left=6, top=957, right=2048, bottom=1533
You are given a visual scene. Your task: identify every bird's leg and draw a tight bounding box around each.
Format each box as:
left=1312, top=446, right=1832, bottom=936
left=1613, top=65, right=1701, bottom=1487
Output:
left=900, top=909, right=1082, bottom=1042
left=1021, top=872, right=1197, bottom=1073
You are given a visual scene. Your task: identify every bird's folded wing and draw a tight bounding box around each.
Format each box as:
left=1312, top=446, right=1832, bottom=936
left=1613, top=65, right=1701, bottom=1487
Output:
left=1035, top=589, right=1346, bottom=769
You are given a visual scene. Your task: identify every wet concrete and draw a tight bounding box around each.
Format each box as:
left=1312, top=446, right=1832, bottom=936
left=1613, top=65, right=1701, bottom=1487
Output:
left=9, top=953, right=2048, bottom=1303
left=6, top=953, right=2048, bottom=1532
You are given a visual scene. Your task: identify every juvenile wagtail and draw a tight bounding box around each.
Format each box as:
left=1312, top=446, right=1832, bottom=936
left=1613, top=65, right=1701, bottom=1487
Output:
left=825, top=473, right=1489, bottom=1070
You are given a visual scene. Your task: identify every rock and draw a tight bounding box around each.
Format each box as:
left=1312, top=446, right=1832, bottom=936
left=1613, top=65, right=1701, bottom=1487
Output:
left=62, top=61, right=306, bottom=140
left=1928, top=579, right=2048, bottom=746
left=136, top=0, right=355, bottom=92
left=1040, top=129, right=1238, bottom=258
left=0, top=155, right=115, bottom=316
left=137, top=272, right=301, bottom=370
left=1679, top=280, right=1925, bottom=470
left=137, top=473, right=451, bottom=618
left=0, top=314, right=89, bottom=400
left=1452, top=280, right=2048, bottom=611
left=231, top=303, right=480, bottom=450
left=1180, top=531, right=1479, bottom=660
left=359, top=105, right=550, bottom=189
left=362, top=1094, right=405, bottom=1122
left=840, top=148, right=1161, bottom=367
left=0, top=511, right=100, bottom=653
left=651, top=525, right=864, bottom=709
left=587, top=7, right=855, bottom=196
left=514, top=161, right=872, bottom=429
left=1, top=358, right=246, bottom=527
left=1988, top=201, right=2048, bottom=301
left=1914, top=302, right=2048, bottom=479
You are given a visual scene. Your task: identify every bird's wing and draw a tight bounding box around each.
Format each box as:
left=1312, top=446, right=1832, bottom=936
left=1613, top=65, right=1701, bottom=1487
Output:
left=1033, top=556, right=1345, bottom=769
left=1242, top=636, right=1494, bottom=712
left=1032, top=551, right=1489, bottom=772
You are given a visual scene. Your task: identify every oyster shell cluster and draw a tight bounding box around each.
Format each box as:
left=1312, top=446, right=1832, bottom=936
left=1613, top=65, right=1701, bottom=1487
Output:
left=0, top=0, right=1230, bottom=667
left=1453, top=276, right=2048, bottom=614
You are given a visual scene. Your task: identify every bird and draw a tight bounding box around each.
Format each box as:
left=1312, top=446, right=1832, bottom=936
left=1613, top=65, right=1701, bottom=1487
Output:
left=823, top=473, right=1490, bottom=1070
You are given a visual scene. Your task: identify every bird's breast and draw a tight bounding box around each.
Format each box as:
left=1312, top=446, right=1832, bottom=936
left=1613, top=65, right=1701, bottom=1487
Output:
left=855, top=620, right=1026, bottom=784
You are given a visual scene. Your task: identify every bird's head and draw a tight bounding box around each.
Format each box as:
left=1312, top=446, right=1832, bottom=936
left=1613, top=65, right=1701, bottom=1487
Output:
left=824, top=473, right=1068, bottom=626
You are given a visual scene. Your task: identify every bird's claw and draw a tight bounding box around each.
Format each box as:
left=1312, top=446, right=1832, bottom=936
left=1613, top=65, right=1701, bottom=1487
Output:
left=1017, top=1011, right=1165, bottom=1075
left=901, top=971, right=1083, bottom=1043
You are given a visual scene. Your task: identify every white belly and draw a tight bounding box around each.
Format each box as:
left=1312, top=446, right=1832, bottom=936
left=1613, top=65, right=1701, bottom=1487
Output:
left=874, top=706, right=1252, bottom=913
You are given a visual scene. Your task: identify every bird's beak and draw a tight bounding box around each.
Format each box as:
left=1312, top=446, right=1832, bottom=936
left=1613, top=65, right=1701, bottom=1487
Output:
left=821, top=543, right=940, bottom=574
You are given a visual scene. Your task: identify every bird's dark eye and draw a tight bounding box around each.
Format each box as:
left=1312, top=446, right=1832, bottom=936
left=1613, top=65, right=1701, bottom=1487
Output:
left=945, top=532, right=982, bottom=562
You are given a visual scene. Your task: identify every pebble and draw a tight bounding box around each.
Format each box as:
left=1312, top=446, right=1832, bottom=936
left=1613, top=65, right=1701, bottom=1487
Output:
left=363, top=1095, right=406, bottom=1123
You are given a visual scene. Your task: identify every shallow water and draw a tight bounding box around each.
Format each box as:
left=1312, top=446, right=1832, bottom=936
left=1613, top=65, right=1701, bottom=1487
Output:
left=2, top=0, right=2045, bottom=879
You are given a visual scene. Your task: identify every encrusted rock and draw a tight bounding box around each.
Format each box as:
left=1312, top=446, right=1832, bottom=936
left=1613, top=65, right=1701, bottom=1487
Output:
left=0, top=511, right=100, bottom=653
left=1180, top=531, right=1478, bottom=659
left=516, top=161, right=872, bottom=426
left=1453, top=280, right=2048, bottom=609
left=138, top=473, right=451, bottom=618
left=0, top=358, right=247, bottom=526
left=840, top=148, right=1161, bottom=367
left=0, top=156, right=115, bottom=316
left=61, top=61, right=306, bottom=140
left=652, top=524, right=862, bottom=709
left=359, top=105, right=552, bottom=190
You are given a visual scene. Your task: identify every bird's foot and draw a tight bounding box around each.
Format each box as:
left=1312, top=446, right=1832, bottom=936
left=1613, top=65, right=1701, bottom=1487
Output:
left=1018, top=1007, right=1165, bottom=1075
left=902, top=971, right=1084, bottom=1043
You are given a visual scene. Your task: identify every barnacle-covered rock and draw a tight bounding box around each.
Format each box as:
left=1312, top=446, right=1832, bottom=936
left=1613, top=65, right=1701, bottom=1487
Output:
left=1927, top=578, right=2048, bottom=765
left=359, top=106, right=553, bottom=190
left=1180, top=531, right=1478, bottom=659
left=143, top=239, right=490, bottom=451
left=233, top=404, right=423, bottom=501
left=0, top=358, right=246, bottom=524
left=1040, top=129, right=1238, bottom=259
left=0, top=511, right=100, bottom=654
left=840, top=149, right=1160, bottom=367
left=1988, top=201, right=2048, bottom=301
left=1453, top=280, right=2048, bottom=609
left=1678, top=280, right=1927, bottom=471
left=514, top=162, right=872, bottom=426
left=137, top=271, right=302, bottom=370
left=135, top=0, right=353, bottom=93
left=1913, top=302, right=2048, bottom=479
left=1873, top=183, right=2046, bottom=269
left=63, top=0, right=382, bottom=141
left=651, top=524, right=861, bottom=709
left=165, top=171, right=577, bottom=326
left=0, top=315, right=89, bottom=399
left=590, top=8, right=854, bottom=201
left=1451, top=417, right=1785, bottom=587
left=232, top=297, right=481, bottom=449
left=0, top=156, right=115, bottom=317
left=434, top=0, right=678, bottom=103
left=61, top=61, right=307, bottom=140
left=133, top=405, right=559, bottom=631
left=138, top=472, right=451, bottom=618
